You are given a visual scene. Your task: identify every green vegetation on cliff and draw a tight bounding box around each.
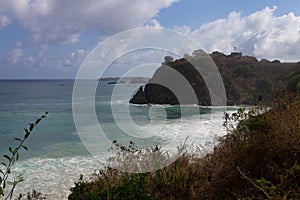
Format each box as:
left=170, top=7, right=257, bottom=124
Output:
left=130, top=51, right=300, bottom=105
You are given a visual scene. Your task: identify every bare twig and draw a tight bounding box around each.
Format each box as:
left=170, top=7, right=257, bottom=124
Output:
left=237, top=167, right=271, bottom=199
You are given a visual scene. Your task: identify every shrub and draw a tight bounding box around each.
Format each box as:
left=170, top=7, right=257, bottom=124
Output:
left=287, top=74, right=300, bottom=92
left=69, top=142, right=202, bottom=200
left=234, top=64, right=254, bottom=77
left=202, top=93, right=300, bottom=199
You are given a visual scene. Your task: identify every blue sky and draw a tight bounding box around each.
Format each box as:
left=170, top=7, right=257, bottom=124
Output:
left=0, top=0, right=300, bottom=79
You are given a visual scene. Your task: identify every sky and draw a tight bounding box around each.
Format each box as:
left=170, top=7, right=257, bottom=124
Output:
left=0, top=0, right=300, bottom=79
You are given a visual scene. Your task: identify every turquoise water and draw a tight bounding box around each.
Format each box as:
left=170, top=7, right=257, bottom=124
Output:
left=0, top=80, right=232, bottom=199
left=0, top=80, right=86, bottom=158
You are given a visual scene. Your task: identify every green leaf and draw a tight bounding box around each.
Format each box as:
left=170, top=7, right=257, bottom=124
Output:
left=0, top=169, right=4, bottom=175
left=3, top=155, right=11, bottom=162
left=41, top=112, right=48, bottom=118
left=35, top=118, right=41, bottom=125
left=18, top=193, right=23, bottom=200
left=0, top=187, right=3, bottom=196
left=29, top=123, right=34, bottom=131
left=3, top=180, right=6, bottom=189
left=16, top=152, right=19, bottom=161
left=1, top=162, right=7, bottom=167
left=24, top=128, right=30, bottom=139
left=8, top=147, right=15, bottom=154
left=24, top=132, right=30, bottom=139
left=14, top=138, right=22, bottom=142
left=21, top=145, right=28, bottom=151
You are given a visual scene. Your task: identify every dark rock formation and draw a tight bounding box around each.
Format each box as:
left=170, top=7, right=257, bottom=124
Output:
left=129, top=86, right=148, bottom=104
left=130, top=51, right=300, bottom=105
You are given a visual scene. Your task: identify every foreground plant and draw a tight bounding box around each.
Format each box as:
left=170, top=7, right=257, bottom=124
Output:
left=0, top=112, right=48, bottom=200
left=68, top=148, right=200, bottom=200
left=207, top=94, right=300, bottom=199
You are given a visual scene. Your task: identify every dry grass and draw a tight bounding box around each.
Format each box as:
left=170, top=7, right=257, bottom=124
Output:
left=69, top=94, right=300, bottom=200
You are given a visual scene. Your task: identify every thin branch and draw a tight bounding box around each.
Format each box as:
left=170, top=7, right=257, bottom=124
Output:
left=237, top=166, right=271, bottom=199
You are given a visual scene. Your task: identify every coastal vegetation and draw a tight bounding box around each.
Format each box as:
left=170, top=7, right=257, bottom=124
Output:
left=130, top=51, right=300, bottom=105
left=69, top=93, right=300, bottom=199
left=0, top=113, right=48, bottom=200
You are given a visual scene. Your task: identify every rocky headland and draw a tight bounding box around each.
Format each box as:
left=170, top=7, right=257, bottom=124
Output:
left=130, top=51, right=300, bottom=105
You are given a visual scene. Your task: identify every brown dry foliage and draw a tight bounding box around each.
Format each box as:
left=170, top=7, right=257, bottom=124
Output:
left=69, top=94, right=300, bottom=200
left=195, top=93, right=300, bottom=199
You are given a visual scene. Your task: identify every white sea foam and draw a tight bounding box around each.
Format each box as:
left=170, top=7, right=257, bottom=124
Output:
left=10, top=156, right=104, bottom=199
left=6, top=109, right=229, bottom=199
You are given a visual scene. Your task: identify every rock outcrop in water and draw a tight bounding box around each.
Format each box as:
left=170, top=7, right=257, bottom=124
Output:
left=130, top=86, right=149, bottom=104
left=130, top=51, right=300, bottom=105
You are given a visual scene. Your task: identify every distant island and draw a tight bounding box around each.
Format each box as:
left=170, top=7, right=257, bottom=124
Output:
left=130, top=51, right=300, bottom=105
left=99, top=77, right=150, bottom=84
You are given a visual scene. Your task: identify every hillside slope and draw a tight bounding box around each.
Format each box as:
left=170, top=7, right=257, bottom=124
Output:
left=130, top=51, right=300, bottom=105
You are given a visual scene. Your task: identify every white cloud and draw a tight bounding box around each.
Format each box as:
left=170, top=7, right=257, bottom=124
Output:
left=6, top=48, right=23, bottom=64
left=63, top=49, right=89, bottom=67
left=174, top=6, right=300, bottom=61
left=173, top=25, right=191, bottom=35
left=70, top=49, right=88, bottom=63
left=37, top=44, right=49, bottom=58
left=0, top=0, right=177, bottom=44
left=104, top=49, right=180, bottom=77
left=15, top=41, right=22, bottom=48
left=0, top=15, right=11, bottom=29
left=27, top=56, right=34, bottom=63
left=145, top=19, right=162, bottom=28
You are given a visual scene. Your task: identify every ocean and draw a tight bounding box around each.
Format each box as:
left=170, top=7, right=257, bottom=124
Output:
left=0, top=80, right=233, bottom=199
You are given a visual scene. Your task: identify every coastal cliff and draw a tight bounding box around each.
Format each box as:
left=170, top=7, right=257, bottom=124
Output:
left=130, top=51, right=300, bottom=105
